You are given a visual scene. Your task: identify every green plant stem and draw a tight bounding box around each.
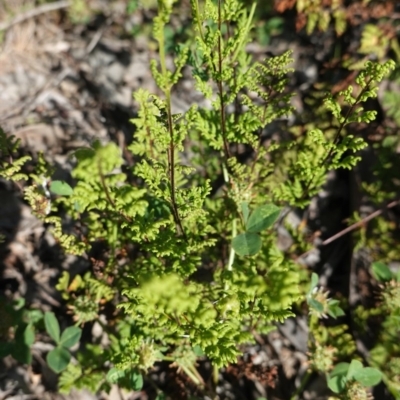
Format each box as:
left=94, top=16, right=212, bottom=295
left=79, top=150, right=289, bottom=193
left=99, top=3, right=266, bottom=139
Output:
left=291, top=314, right=318, bottom=400
left=166, top=92, right=186, bottom=237
left=277, top=75, right=376, bottom=227
left=212, top=363, right=219, bottom=385
left=215, top=3, right=237, bottom=277
left=290, top=370, right=312, bottom=400
left=157, top=12, right=186, bottom=237
left=97, top=160, right=132, bottom=224
left=227, top=218, right=236, bottom=272
left=217, top=0, right=230, bottom=159
left=302, top=76, right=374, bottom=198
left=324, top=77, right=373, bottom=163
left=192, top=0, right=205, bottom=43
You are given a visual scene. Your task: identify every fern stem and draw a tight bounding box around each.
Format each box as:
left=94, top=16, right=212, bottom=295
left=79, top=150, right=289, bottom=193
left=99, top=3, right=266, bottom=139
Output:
left=157, top=9, right=186, bottom=237
left=166, top=91, right=186, bottom=237
left=296, top=75, right=375, bottom=207
left=97, top=160, right=132, bottom=224
left=98, top=161, right=116, bottom=209
left=217, top=0, right=230, bottom=159
left=323, top=76, right=373, bottom=164
left=192, top=0, right=205, bottom=43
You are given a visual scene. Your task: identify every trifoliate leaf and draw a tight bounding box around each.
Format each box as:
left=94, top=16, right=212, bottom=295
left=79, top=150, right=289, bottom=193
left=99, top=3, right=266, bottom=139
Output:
left=246, top=204, right=280, bottom=233
left=232, top=232, right=262, bottom=256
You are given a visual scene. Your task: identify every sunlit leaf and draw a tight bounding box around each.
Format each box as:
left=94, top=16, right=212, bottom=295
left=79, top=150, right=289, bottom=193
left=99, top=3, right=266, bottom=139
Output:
left=232, top=232, right=262, bottom=256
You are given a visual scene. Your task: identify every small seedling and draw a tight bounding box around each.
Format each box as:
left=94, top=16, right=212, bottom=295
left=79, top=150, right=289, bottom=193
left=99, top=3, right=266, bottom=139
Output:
left=232, top=203, right=281, bottom=256
left=44, top=311, right=82, bottom=373
left=328, top=359, right=382, bottom=395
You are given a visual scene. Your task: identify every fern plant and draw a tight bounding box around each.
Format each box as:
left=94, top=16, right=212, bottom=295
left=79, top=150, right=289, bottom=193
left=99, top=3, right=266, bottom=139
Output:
left=15, top=0, right=395, bottom=395
left=0, top=126, right=31, bottom=182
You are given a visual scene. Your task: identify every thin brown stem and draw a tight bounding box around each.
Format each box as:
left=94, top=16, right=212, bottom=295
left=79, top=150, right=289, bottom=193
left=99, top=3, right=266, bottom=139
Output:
left=296, top=199, right=400, bottom=261
left=0, top=1, right=69, bottom=31
left=277, top=76, right=377, bottom=231
left=156, top=10, right=185, bottom=238
left=98, top=160, right=133, bottom=224
left=248, top=86, right=273, bottom=179
left=301, top=77, right=374, bottom=198
left=217, top=0, right=230, bottom=159
left=323, top=77, right=373, bottom=165
left=165, top=95, right=186, bottom=237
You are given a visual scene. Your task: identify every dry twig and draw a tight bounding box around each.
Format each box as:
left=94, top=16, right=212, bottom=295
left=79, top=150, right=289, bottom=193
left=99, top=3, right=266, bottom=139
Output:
left=0, top=1, right=69, bottom=32
left=297, top=199, right=400, bottom=261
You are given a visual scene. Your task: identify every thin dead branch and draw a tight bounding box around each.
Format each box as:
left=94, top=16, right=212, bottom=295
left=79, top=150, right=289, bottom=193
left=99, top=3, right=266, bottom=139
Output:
left=0, top=1, right=69, bottom=32
left=297, top=199, right=400, bottom=261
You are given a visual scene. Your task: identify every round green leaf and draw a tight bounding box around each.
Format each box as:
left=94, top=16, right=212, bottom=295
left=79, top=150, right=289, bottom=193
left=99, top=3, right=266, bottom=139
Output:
left=44, top=312, right=60, bottom=344
left=14, top=298, right=26, bottom=310
left=25, top=309, right=43, bottom=325
left=347, top=359, right=363, bottom=380
left=353, top=367, right=382, bottom=387
left=330, top=362, right=350, bottom=376
left=23, top=324, right=35, bottom=346
left=74, top=148, right=95, bottom=160
left=241, top=202, right=250, bottom=224
left=15, top=324, right=35, bottom=348
left=129, top=371, right=143, bottom=391
left=232, top=232, right=262, bottom=256
left=327, top=374, right=347, bottom=394
left=193, top=345, right=204, bottom=356
left=47, top=347, right=71, bottom=373
left=49, top=180, right=73, bottom=196
left=60, top=326, right=82, bottom=349
left=106, top=367, right=126, bottom=384
left=309, top=272, right=319, bottom=292
left=328, top=362, right=350, bottom=393
left=246, top=204, right=281, bottom=233
left=371, top=262, right=393, bottom=282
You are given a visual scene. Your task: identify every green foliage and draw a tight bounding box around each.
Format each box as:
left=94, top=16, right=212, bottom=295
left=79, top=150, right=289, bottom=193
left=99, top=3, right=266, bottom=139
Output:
left=48, top=0, right=392, bottom=390
left=295, top=0, right=347, bottom=36
left=49, top=180, right=73, bottom=196
left=357, top=262, right=400, bottom=398
left=0, top=297, right=41, bottom=365
left=273, top=59, right=394, bottom=208
left=371, top=261, right=396, bottom=282
left=328, top=360, right=382, bottom=399
left=67, top=0, right=92, bottom=24
left=255, top=17, right=284, bottom=46
left=56, top=271, right=115, bottom=325
left=307, top=273, right=345, bottom=319
left=307, top=283, right=354, bottom=363
left=232, top=203, right=281, bottom=256
left=58, top=342, right=113, bottom=393
left=44, top=311, right=82, bottom=373
left=359, top=24, right=390, bottom=59
left=0, top=126, right=31, bottom=181
left=383, top=90, right=400, bottom=126
left=2, top=0, right=396, bottom=397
